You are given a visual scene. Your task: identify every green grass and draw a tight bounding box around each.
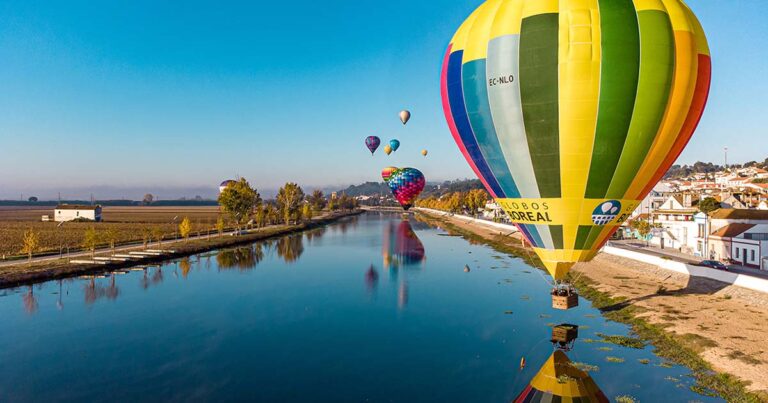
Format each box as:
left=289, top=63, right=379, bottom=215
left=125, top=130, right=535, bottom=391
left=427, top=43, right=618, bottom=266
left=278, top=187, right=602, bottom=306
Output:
left=614, top=395, right=638, bottom=403
left=570, top=362, right=600, bottom=373
left=638, top=359, right=650, bottom=365
left=596, top=333, right=646, bottom=349
left=606, top=356, right=626, bottom=363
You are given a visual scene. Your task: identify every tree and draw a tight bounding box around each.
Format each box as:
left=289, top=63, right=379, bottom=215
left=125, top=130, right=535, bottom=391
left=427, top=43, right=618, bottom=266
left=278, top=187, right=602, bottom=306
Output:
left=143, top=193, right=154, bottom=205
left=28, top=196, right=38, bottom=203
left=699, top=197, right=721, bottom=215
left=309, top=190, right=327, bottom=212
left=328, top=197, right=339, bottom=211
left=142, top=228, right=151, bottom=249
left=218, top=178, right=261, bottom=229
left=302, top=203, right=313, bottom=222
left=105, top=228, right=118, bottom=255
left=83, top=227, right=100, bottom=257
left=255, top=206, right=267, bottom=228
left=152, top=226, right=164, bottom=247
left=20, top=228, right=39, bottom=263
left=276, top=182, right=305, bottom=224
left=216, top=217, right=225, bottom=236
left=179, top=217, right=192, bottom=240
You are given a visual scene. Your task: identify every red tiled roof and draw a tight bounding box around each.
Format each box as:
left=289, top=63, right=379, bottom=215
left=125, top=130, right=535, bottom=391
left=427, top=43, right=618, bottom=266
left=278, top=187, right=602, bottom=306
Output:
left=710, top=223, right=755, bottom=238
left=709, top=208, right=768, bottom=220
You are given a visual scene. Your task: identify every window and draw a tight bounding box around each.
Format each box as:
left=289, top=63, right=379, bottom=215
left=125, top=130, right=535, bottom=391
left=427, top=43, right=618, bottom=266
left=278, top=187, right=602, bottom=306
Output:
left=736, top=248, right=740, bottom=258
left=698, top=224, right=705, bottom=238
left=745, top=233, right=768, bottom=241
left=751, top=250, right=756, bottom=262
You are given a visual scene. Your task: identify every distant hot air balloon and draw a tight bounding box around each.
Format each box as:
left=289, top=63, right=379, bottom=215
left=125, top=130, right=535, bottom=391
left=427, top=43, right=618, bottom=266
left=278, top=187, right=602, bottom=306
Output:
left=381, top=166, right=399, bottom=183
left=399, top=110, right=411, bottom=125
left=219, top=180, right=236, bottom=193
left=365, top=136, right=381, bottom=155
left=389, top=139, right=400, bottom=153
left=514, top=351, right=608, bottom=403
left=421, top=149, right=428, bottom=157
left=383, top=145, right=393, bottom=156
left=386, top=167, right=425, bottom=211
left=442, top=0, right=711, bottom=292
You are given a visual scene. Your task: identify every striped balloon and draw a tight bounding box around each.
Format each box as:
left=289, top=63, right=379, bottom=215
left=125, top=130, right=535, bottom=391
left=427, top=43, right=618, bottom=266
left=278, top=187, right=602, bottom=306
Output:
left=441, top=0, right=710, bottom=280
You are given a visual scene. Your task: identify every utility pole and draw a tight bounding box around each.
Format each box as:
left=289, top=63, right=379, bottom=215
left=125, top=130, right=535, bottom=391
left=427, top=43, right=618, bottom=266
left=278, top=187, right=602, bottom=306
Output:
left=724, top=146, right=728, bottom=171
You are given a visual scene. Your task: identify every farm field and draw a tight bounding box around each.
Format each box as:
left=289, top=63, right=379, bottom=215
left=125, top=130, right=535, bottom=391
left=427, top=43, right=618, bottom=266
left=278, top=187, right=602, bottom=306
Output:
left=0, top=206, right=224, bottom=257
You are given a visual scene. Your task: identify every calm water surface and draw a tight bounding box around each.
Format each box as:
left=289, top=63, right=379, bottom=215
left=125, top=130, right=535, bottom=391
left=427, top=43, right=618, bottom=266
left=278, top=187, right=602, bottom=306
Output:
left=0, top=213, right=720, bottom=402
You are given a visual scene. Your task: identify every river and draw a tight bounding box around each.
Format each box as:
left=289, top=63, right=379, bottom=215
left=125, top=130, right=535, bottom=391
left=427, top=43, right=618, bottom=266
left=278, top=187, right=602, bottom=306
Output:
left=0, top=212, right=721, bottom=401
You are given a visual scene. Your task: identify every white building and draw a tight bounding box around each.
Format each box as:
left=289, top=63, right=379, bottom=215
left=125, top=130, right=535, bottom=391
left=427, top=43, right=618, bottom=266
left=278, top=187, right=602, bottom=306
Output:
left=54, top=205, right=102, bottom=222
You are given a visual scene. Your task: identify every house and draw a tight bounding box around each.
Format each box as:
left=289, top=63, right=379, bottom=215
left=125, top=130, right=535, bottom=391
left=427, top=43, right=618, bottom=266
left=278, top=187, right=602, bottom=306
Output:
left=704, top=209, right=768, bottom=269
left=709, top=223, right=768, bottom=269
left=650, top=194, right=700, bottom=254
left=54, top=205, right=102, bottom=222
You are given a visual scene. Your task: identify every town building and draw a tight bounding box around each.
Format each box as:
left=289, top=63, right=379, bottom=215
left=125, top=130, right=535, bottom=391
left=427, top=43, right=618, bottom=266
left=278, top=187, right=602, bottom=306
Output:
left=54, top=205, right=102, bottom=222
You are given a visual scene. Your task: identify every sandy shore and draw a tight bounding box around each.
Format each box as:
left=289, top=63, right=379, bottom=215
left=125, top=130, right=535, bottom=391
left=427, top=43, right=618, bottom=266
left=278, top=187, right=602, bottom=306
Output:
left=417, top=209, right=768, bottom=398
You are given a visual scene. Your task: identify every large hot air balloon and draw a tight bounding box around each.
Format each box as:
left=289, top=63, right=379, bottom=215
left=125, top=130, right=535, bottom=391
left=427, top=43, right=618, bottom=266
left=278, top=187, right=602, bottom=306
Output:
left=389, top=139, right=401, bottom=152
left=381, top=166, right=399, bottom=183
left=387, top=167, right=425, bottom=211
left=442, top=0, right=710, bottom=289
left=383, top=145, right=393, bottom=155
left=399, top=110, right=411, bottom=125
left=219, top=180, right=236, bottom=193
left=514, top=351, right=608, bottom=403
left=365, top=136, right=381, bottom=155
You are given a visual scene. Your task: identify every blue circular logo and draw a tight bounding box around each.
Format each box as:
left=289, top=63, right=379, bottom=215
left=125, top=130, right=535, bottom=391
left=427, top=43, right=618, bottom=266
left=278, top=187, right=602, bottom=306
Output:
left=591, top=200, right=622, bottom=226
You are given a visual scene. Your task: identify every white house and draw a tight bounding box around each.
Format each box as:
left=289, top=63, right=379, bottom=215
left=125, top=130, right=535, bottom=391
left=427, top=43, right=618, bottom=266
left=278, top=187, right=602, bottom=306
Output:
left=54, top=205, right=102, bottom=222
left=649, top=194, right=701, bottom=254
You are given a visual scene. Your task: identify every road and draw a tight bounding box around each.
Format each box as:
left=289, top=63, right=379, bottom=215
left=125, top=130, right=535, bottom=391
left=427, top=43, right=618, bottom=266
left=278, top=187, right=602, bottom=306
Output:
left=609, top=239, right=768, bottom=280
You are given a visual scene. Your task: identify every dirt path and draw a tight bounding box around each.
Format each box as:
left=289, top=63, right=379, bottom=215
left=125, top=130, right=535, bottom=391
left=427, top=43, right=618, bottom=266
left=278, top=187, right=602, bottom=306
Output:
left=418, top=209, right=768, bottom=395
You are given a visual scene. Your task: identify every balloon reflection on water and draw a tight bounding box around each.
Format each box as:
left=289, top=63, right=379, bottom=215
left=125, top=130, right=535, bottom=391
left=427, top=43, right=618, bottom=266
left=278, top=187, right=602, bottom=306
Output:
left=382, top=220, right=426, bottom=270
left=514, top=324, right=608, bottom=403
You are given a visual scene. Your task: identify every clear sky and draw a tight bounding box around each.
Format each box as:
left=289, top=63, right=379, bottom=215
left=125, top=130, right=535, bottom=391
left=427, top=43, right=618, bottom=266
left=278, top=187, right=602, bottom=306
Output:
left=1, top=0, right=766, bottom=199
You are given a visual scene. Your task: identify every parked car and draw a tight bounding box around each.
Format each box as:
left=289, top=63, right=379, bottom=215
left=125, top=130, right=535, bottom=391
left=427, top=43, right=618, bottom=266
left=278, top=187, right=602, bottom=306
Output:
left=696, top=260, right=728, bottom=270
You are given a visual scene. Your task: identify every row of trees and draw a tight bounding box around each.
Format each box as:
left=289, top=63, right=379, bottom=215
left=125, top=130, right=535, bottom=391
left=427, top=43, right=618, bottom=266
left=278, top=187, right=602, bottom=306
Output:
left=415, top=189, right=490, bottom=215
left=218, top=179, right=359, bottom=230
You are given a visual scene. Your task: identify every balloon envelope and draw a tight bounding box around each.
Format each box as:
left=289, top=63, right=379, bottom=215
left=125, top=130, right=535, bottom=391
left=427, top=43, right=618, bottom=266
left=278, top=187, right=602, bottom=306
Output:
left=365, top=136, right=381, bottom=155
left=387, top=167, right=425, bottom=211
left=421, top=149, right=428, bottom=157
left=399, top=110, right=411, bottom=125
left=442, top=0, right=711, bottom=280
left=383, top=145, right=393, bottom=155
left=389, top=139, right=401, bottom=152
left=381, top=166, right=399, bottom=183
left=218, top=180, right=235, bottom=193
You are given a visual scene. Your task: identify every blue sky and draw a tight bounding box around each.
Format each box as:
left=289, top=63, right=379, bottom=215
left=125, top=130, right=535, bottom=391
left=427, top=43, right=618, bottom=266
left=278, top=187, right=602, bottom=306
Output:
left=1, top=0, right=766, bottom=199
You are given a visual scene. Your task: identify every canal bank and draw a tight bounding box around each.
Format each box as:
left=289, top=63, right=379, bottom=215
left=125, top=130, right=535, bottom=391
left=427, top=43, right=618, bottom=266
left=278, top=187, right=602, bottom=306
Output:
left=0, top=210, right=363, bottom=289
left=415, top=209, right=767, bottom=402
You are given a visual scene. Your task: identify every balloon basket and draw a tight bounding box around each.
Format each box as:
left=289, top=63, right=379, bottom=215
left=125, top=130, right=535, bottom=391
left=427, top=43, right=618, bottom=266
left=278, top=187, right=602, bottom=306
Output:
left=551, top=324, right=579, bottom=351
left=551, top=291, right=579, bottom=310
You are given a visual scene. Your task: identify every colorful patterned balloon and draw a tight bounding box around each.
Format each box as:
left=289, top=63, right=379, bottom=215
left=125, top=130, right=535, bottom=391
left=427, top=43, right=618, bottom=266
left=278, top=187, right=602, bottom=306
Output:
left=441, top=0, right=710, bottom=280
left=381, top=166, right=399, bottom=183
left=387, top=167, right=425, bottom=211
left=389, top=139, right=400, bottom=152
left=365, top=136, right=381, bottom=155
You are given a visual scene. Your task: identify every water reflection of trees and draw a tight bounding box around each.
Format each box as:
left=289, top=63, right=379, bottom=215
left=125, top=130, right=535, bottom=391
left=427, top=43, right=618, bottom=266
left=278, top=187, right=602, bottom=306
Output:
left=304, top=227, right=326, bottom=244
left=276, top=235, right=304, bottom=263
left=23, top=286, right=38, bottom=314
left=179, top=257, right=192, bottom=278
left=216, top=245, right=264, bottom=271
left=84, top=277, right=120, bottom=305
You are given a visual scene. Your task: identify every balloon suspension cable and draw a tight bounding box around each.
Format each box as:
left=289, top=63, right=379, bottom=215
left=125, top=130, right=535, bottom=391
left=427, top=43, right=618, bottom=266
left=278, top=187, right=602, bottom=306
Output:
left=509, top=335, right=553, bottom=392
